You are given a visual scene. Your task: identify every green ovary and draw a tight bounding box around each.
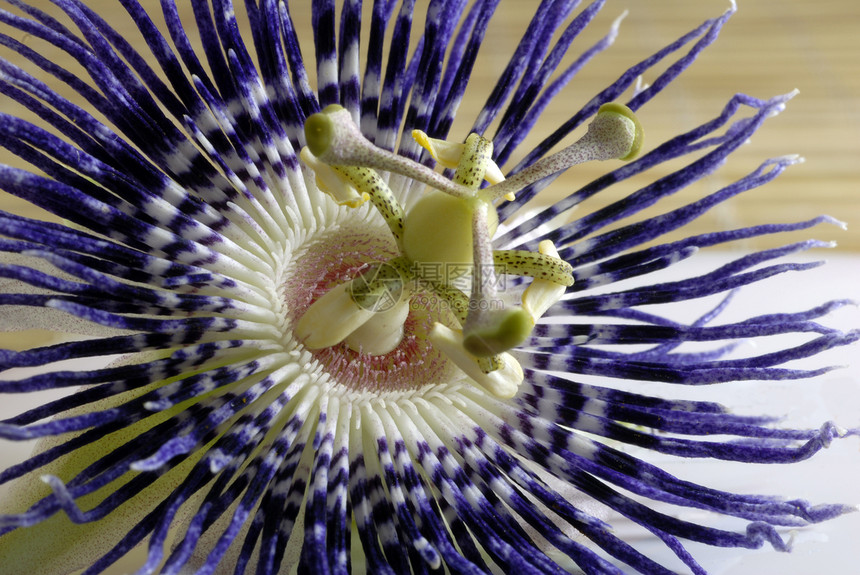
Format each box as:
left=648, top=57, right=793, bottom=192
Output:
left=402, top=192, right=498, bottom=283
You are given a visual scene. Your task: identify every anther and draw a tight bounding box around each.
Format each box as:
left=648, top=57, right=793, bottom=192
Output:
left=294, top=262, right=409, bottom=354
left=294, top=282, right=377, bottom=349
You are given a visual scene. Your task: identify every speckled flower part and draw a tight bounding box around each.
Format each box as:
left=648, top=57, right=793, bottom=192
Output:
left=0, top=1, right=857, bottom=574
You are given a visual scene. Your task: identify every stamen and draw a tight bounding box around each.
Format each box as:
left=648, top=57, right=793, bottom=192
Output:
left=453, top=133, right=494, bottom=189
left=493, top=247, right=574, bottom=286
left=344, top=298, right=411, bottom=355
left=412, top=129, right=464, bottom=168
left=325, top=162, right=406, bottom=243
left=462, top=306, right=533, bottom=357
left=483, top=102, right=643, bottom=201
left=347, top=261, right=408, bottom=314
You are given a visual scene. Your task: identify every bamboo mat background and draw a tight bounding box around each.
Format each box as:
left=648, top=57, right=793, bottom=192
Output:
left=0, top=0, right=858, bottom=351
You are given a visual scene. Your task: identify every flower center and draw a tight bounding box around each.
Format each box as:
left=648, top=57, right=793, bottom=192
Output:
left=294, top=103, right=642, bottom=398
left=284, top=225, right=456, bottom=392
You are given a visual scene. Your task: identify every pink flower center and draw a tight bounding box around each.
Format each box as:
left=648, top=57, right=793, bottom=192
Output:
left=284, top=225, right=455, bottom=392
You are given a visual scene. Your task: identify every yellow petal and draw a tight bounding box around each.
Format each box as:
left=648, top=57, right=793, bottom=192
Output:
left=411, top=129, right=463, bottom=169
left=300, top=147, right=369, bottom=208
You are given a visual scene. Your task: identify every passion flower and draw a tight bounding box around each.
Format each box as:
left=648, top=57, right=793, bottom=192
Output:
left=0, top=1, right=856, bottom=574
